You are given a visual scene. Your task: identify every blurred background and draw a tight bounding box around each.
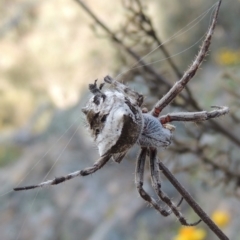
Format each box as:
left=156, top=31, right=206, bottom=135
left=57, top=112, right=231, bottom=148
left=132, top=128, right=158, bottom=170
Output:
left=0, top=0, right=240, bottom=239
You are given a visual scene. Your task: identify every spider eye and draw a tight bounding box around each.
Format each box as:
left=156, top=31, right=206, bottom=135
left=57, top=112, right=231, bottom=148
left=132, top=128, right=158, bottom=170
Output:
left=101, top=114, right=108, bottom=122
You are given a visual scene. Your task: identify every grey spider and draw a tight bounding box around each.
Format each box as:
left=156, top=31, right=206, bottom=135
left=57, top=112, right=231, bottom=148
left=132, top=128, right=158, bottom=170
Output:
left=14, top=0, right=228, bottom=226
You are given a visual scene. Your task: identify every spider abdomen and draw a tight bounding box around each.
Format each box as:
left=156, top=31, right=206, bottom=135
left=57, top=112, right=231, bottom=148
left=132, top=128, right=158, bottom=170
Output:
left=138, top=114, right=172, bottom=148
left=83, top=85, right=143, bottom=157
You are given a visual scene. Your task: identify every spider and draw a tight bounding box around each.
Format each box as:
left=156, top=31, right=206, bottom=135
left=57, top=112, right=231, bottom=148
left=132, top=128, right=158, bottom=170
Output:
left=14, top=0, right=228, bottom=226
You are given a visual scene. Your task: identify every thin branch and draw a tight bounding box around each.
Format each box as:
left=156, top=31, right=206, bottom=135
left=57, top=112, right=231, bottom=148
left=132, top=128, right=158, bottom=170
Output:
left=158, top=161, right=229, bottom=240
left=171, top=142, right=240, bottom=186
left=74, top=0, right=178, bottom=89
left=121, top=0, right=202, bottom=110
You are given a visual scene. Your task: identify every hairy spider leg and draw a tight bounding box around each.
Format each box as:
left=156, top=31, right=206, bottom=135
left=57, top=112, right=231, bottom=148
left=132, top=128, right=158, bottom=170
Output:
left=149, top=148, right=201, bottom=226
left=14, top=155, right=112, bottom=191
left=112, top=151, right=128, bottom=163
left=159, top=106, right=229, bottom=124
left=135, top=148, right=183, bottom=217
left=150, top=0, right=222, bottom=117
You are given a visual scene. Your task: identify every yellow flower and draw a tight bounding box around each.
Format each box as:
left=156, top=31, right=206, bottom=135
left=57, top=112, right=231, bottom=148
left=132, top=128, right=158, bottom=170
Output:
left=211, top=210, right=230, bottom=228
left=173, top=227, right=206, bottom=240
left=216, top=48, right=240, bottom=66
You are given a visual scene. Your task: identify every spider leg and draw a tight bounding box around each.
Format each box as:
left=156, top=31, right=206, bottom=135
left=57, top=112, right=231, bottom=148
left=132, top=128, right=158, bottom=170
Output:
left=147, top=147, right=183, bottom=207
left=160, top=106, right=229, bottom=124
left=112, top=150, right=128, bottom=163
left=135, top=148, right=172, bottom=217
left=149, top=148, right=201, bottom=226
left=150, top=0, right=222, bottom=117
left=14, top=154, right=112, bottom=191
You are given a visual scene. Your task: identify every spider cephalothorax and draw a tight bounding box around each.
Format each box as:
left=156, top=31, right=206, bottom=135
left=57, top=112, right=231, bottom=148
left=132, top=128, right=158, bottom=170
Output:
left=14, top=0, right=228, bottom=227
